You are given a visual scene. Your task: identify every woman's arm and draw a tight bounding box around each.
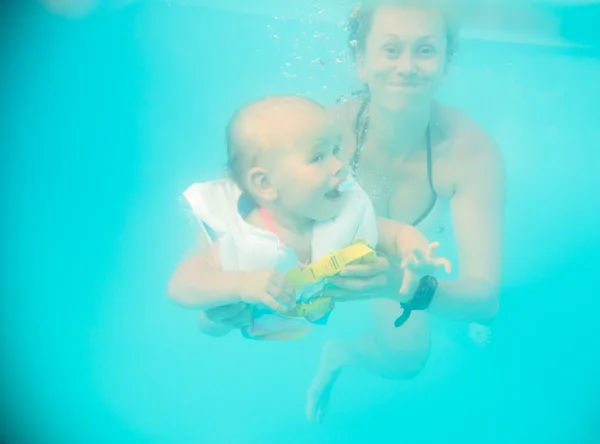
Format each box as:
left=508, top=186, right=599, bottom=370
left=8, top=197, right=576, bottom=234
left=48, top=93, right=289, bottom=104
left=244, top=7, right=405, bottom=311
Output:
left=376, top=218, right=425, bottom=256
left=326, top=219, right=435, bottom=301
left=332, top=129, right=505, bottom=324
left=425, top=130, right=506, bottom=324
left=167, top=239, right=249, bottom=310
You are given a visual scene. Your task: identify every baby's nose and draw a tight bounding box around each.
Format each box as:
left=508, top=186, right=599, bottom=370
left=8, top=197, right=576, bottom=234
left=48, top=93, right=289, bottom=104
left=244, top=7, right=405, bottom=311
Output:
left=331, top=156, right=347, bottom=178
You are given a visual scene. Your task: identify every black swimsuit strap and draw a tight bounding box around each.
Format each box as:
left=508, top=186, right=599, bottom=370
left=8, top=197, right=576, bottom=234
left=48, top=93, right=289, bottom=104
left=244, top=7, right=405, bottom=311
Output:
left=352, top=100, right=437, bottom=226
left=412, top=132, right=437, bottom=226
left=351, top=98, right=370, bottom=173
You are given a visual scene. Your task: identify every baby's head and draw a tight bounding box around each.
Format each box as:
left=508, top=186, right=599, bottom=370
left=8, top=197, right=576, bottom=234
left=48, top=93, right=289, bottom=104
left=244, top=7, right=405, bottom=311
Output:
left=226, top=95, right=347, bottom=222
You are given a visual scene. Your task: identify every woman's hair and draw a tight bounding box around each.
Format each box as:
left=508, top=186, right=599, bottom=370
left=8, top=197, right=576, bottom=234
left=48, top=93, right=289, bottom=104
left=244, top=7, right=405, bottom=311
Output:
left=348, top=0, right=460, bottom=63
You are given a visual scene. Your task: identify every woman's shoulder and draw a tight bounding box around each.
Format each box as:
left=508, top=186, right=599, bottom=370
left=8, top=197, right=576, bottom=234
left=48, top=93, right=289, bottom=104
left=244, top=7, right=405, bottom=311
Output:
left=435, top=102, right=486, bottom=139
left=435, top=102, right=505, bottom=184
left=435, top=101, right=501, bottom=158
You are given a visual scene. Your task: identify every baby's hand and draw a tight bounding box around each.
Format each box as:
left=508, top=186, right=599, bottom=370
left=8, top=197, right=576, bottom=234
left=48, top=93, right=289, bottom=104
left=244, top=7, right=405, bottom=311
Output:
left=398, top=242, right=451, bottom=297
left=238, top=269, right=297, bottom=312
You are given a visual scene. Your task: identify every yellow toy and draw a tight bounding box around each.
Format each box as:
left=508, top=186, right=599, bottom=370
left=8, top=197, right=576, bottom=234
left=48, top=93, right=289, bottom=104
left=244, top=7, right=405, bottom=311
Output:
left=242, top=240, right=378, bottom=341
left=281, top=240, right=377, bottom=319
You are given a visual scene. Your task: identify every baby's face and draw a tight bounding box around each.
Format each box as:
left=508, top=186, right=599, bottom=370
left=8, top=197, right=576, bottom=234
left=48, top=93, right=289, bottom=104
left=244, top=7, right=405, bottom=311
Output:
left=270, top=109, right=348, bottom=222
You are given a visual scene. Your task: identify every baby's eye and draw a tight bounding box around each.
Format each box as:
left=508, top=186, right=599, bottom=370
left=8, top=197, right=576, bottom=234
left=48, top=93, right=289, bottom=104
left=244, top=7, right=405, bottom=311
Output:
left=333, top=145, right=341, bottom=157
left=311, top=153, right=324, bottom=163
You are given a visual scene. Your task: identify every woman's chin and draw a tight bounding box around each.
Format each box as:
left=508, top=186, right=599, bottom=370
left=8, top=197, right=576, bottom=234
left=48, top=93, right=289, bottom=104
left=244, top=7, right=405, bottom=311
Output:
left=374, top=90, right=434, bottom=112
left=385, top=94, right=430, bottom=111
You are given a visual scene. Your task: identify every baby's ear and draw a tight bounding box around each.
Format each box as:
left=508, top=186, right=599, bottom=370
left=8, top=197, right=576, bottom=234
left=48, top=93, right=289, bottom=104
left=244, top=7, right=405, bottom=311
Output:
left=247, top=167, right=277, bottom=201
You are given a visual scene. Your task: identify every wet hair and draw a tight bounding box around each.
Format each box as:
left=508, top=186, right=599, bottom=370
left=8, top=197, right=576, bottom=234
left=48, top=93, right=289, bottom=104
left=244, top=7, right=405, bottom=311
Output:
left=225, top=108, right=254, bottom=192
left=348, top=0, right=460, bottom=63
left=225, top=95, right=325, bottom=191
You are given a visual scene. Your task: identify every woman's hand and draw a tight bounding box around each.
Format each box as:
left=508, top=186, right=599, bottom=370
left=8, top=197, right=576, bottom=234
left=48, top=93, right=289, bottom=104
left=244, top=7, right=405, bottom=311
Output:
left=325, top=242, right=450, bottom=303
left=398, top=242, right=451, bottom=298
left=325, top=255, right=396, bottom=302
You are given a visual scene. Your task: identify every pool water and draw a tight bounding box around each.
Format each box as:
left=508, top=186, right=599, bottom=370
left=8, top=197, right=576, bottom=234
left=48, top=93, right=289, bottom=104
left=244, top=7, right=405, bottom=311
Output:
left=2, top=1, right=600, bottom=443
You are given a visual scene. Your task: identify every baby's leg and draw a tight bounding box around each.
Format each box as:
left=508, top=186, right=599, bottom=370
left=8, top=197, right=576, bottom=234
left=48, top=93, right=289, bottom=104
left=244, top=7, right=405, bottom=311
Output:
left=196, top=302, right=254, bottom=337
left=197, top=311, right=232, bottom=337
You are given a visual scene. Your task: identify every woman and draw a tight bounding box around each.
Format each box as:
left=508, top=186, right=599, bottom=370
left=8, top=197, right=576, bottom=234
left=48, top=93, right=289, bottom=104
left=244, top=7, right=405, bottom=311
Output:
left=198, top=0, right=505, bottom=424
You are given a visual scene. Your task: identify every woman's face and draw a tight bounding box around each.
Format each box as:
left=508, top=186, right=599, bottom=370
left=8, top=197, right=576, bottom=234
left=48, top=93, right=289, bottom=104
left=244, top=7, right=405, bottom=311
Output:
left=356, top=6, right=448, bottom=111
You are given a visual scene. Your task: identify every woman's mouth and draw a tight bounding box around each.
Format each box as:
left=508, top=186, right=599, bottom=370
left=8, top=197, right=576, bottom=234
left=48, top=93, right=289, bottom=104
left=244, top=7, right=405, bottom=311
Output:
left=387, top=79, right=428, bottom=90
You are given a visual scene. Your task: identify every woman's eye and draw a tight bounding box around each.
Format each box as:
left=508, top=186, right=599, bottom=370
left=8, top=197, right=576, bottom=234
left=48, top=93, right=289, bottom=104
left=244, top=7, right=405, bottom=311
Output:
left=383, top=45, right=400, bottom=56
left=418, top=45, right=436, bottom=56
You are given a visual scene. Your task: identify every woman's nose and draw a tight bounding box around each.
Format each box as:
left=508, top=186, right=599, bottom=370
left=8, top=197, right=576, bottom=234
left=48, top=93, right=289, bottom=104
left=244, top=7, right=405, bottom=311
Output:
left=395, top=51, right=417, bottom=75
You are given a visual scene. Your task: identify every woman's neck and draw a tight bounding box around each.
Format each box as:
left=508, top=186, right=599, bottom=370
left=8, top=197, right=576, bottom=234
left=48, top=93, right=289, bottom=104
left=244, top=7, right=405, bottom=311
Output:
left=367, top=102, right=432, bottom=156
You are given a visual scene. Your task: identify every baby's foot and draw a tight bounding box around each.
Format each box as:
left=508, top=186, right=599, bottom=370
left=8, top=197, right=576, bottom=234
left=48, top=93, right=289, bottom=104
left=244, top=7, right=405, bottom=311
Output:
left=468, top=323, right=492, bottom=348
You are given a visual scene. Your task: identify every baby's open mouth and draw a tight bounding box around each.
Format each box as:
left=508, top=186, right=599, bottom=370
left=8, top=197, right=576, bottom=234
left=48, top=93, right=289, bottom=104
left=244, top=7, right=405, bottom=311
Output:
left=325, top=188, right=341, bottom=200
left=325, top=179, right=354, bottom=200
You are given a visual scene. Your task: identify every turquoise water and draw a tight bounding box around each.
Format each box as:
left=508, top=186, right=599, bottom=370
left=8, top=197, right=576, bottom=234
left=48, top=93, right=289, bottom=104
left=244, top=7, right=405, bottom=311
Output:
left=2, top=1, right=600, bottom=443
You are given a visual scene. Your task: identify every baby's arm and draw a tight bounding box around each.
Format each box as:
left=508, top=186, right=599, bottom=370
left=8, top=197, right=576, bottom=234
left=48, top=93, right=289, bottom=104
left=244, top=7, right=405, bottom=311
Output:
left=167, top=236, right=294, bottom=312
left=167, top=238, right=251, bottom=310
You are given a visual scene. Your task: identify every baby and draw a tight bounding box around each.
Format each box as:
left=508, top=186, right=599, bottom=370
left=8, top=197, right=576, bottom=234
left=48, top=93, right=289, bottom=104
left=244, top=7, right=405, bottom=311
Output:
left=168, top=95, right=450, bottom=340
